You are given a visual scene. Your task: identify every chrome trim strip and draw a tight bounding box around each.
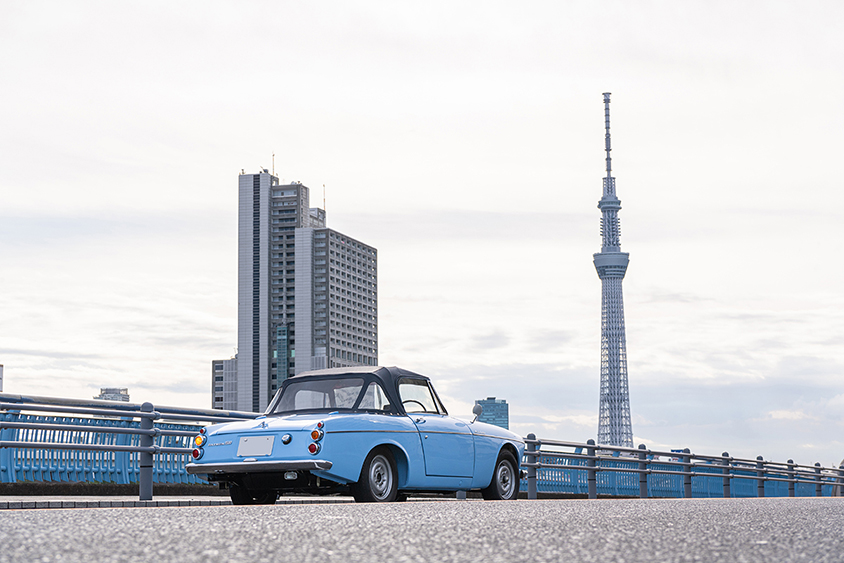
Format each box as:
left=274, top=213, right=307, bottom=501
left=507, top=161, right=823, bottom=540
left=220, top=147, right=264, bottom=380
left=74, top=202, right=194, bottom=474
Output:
left=186, top=459, right=332, bottom=475
left=326, top=430, right=419, bottom=434
left=472, top=433, right=525, bottom=443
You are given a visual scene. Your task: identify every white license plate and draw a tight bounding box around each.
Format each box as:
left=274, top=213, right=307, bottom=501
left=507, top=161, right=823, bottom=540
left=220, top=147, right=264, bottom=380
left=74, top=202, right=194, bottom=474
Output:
left=237, top=436, right=275, bottom=457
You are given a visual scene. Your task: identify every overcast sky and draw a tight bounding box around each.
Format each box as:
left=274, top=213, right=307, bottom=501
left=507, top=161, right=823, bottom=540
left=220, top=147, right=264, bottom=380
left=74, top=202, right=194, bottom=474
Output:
left=1, top=1, right=842, bottom=466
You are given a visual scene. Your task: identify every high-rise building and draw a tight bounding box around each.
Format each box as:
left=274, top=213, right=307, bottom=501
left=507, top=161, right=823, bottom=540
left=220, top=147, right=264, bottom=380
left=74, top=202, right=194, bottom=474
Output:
left=593, top=93, right=634, bottom=447
left=94, top=388, right=130, bottom=402
left=235, top=170, right=378, bottom=412
left=211, top=355, right=238, bottom=410
left=475, top=397, right=509, bottom=429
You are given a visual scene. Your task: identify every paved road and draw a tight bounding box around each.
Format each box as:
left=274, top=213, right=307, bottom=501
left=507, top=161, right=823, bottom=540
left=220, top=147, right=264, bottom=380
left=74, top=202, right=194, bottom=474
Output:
left=1, top=497, right=842, bottom=563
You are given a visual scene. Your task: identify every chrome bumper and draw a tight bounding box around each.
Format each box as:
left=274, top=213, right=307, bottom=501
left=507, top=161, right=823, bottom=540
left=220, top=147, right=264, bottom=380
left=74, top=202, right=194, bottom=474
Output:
left=186, top=459, right=333, bottom=475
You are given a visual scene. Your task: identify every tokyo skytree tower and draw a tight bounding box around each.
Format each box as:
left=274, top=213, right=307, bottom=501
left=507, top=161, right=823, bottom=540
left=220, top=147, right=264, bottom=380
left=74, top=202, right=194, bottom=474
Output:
left=593, top=92, right=634, bottom=448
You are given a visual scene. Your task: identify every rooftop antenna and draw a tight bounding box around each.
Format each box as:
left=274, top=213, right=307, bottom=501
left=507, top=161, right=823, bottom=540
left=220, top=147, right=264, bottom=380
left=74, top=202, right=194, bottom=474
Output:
left=272, top=152, right=275, bottom=176
left=603, top=92, right=612, bottom=179
left=323, top=184, right=326, bottom=212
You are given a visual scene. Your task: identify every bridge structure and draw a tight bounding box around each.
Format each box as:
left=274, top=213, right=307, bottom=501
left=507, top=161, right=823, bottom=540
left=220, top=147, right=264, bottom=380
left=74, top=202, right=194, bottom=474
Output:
left=0, top=392, right=841, bottom=500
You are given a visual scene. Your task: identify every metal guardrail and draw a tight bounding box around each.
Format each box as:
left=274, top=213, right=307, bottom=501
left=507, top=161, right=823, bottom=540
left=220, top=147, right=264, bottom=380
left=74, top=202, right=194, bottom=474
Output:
left=522, top=434, right=844, bottom=499
left=0, top=393, right=259, bottom=500
left=3, top=393, right=842, bottom=502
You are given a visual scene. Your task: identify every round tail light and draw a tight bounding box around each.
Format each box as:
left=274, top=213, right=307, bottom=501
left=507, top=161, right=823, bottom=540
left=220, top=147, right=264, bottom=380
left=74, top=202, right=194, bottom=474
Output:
left=192, top=448, right=204, bottom=460
left=310, top=429, right=324, bottom=441
left=193, top=434, right=207, bottom=447
left=308, top=442, right=321, bottom=455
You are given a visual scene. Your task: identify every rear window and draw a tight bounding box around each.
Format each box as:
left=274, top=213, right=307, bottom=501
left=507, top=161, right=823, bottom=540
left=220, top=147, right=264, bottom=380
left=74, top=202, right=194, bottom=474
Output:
left=273, top=377, right=365, bottom=413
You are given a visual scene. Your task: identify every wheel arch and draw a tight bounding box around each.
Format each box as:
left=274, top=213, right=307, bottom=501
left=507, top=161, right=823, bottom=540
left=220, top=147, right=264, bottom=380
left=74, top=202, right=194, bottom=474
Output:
left=499, top=442, right=521, bottom=468
left=370, top=441, right=410, bottom=489
left=485, top=442, right=521, bottom=490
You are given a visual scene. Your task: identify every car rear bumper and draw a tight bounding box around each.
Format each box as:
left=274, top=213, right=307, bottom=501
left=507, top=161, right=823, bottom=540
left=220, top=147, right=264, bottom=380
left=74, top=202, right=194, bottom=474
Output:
left=186, top=459, right=333, bottom=475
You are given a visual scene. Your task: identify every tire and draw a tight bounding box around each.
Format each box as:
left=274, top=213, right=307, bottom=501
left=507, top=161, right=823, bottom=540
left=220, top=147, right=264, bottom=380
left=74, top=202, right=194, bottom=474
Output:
left=481, top=451, right=519, bottom=501
left=353, top=447, right=398, bottom=503
left=229, top=483, right=278, bottom=505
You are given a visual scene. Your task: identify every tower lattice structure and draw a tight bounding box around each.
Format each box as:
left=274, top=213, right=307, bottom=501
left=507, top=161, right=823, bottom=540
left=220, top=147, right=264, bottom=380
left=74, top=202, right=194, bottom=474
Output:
left=593, top=92, right=634, bottom=448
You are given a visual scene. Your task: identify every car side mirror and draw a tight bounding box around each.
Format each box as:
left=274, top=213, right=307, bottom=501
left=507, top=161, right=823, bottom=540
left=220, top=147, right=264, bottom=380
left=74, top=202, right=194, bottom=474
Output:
left=471, top=404, right=483, bottom=423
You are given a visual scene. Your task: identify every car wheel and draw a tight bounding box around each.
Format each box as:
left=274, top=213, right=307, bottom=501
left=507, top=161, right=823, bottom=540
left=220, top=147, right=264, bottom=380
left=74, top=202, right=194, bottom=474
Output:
left=353, top=447, right=398, bottom=503
left=229, top=483, right=277, bottom=505
left=481, top=451, right=519, bottom=501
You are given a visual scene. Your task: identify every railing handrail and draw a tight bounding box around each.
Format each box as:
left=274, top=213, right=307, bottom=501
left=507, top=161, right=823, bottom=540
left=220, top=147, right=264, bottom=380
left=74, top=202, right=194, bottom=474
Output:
left=525, top=437, right=839, bottom=472
left=0, top=392, right=260, bottom=422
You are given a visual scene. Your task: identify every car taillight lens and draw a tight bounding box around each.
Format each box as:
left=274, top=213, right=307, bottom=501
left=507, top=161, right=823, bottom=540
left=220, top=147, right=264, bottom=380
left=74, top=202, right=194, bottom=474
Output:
left=199, top=427, right=206, bottom=435
left=192, top=448, right=203, bottom=460
left=308, top=442, right=321, bottom=455
left=310, top=429, right=324, bottom=441
left=194, top=434, right=206, bottom=447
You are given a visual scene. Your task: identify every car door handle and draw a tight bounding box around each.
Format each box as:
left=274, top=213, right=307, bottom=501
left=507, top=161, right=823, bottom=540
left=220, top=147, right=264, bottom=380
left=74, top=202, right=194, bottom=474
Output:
left=415, top=418, right=425, bottom=424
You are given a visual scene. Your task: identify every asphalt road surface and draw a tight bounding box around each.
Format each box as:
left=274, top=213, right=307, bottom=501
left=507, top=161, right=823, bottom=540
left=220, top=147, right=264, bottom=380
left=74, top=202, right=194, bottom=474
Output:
left=1, top=497, right=842, bottom=563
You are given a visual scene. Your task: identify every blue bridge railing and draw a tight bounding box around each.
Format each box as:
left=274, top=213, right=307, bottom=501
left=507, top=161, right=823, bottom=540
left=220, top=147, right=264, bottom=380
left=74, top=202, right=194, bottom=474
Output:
left=3, top=393, right=842, bottom=501
left=520, top=436, right=844, bottom=499
left=0, top=392, right=259, bottom=499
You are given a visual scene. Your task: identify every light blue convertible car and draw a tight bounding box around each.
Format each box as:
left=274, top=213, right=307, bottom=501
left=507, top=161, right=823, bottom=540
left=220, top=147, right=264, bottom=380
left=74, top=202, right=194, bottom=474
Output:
left=187, top=366, right=525, bottom=504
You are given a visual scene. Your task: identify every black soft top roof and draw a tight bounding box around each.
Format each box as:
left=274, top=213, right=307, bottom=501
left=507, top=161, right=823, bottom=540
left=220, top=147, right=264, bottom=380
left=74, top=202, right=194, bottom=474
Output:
left=272, top=366, right=441, bottom=415
left=293, top=366, right=430, bottom=386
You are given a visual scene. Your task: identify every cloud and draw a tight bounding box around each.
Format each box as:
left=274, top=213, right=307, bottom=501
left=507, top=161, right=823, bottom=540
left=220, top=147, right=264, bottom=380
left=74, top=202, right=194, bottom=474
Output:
left=0, top=348, right=104, bottom=360
left=339, top=210, right=593, bottom=243
left=526, top=330, right=576, bottom=353
left=766, top=410, right=812, bottom=421
left=469, top=330, right=510, bottom=350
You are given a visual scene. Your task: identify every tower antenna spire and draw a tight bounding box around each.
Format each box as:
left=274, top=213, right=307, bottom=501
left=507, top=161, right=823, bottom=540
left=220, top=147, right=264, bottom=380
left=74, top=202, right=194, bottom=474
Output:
left=272, top=152, right=275, bottom=176
left=603, top=92, right=612, bottom=178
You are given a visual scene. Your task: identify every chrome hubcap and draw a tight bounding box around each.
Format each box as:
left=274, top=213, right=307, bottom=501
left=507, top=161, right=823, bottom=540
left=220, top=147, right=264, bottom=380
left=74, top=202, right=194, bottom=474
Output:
left=369, top=454, right=393, bottom=500
left=497, top=461, right=514, bottom=497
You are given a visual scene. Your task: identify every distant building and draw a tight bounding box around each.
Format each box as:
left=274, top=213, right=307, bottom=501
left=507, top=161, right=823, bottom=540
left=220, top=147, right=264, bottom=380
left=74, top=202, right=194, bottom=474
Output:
left=95, top=388, right=129, bottom=402
left=212, top=355, right=238, bottom=410
left=475, top=397, right=509, bottom=429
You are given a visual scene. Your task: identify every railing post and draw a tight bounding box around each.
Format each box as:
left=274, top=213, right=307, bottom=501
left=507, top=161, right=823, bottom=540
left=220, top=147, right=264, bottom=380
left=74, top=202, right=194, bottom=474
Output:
left=526, top=433, right=538, bottom=500
left=836, top=464, right=844, bottom=498
left=787, top=459, right=795, bottom=498
left=139, top=402, right=154, bottom=501
left=638, top=444, right=648, bottom=499
left=683, top=448, right=692, bottom=498
left=586, top=439, right=597, bottom=500
left=0, top=408, right=21, bottom=483
left=814, top=463, right=822, bottom=497
left=832, top=463, right=844, bottom=497
left=756, top=456, right=765, bottom=498
left=721, top=452, right=731, bottom=498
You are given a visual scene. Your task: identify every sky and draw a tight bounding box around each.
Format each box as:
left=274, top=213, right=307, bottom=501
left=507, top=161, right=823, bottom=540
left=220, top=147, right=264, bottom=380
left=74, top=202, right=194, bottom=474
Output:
left=1, top=1, right=843, bottom=467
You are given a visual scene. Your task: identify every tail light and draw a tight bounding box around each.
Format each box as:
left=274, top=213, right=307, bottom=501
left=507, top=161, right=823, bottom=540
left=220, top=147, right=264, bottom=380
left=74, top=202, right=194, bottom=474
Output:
left=193, top=434, right=207, bottom=447
left=308, top=442, right=321, bottom=455
left=310, top=429, right=324, bottom=441
left=192, top=448, right=204, bottom=460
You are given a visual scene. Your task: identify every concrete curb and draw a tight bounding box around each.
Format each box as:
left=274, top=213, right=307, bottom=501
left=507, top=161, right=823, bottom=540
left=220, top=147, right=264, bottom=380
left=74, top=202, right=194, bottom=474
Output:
left=0, top=497, right=354, bottom=510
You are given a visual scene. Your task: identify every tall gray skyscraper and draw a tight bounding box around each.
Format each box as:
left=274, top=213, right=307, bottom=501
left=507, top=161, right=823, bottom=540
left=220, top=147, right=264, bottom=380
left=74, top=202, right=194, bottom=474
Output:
left=233, top=170, right=378, bottom=412
left=593, top=93, right=634, bottom=447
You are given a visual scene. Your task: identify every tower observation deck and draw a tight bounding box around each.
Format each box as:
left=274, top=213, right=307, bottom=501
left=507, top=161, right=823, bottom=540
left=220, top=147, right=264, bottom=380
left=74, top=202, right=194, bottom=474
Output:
left=593, top=92, right=634, bottom=448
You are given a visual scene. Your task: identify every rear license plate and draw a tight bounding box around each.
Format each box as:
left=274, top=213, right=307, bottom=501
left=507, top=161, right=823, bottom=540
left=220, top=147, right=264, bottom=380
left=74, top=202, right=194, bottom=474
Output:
left=237, top=436, right=275, bottom=457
